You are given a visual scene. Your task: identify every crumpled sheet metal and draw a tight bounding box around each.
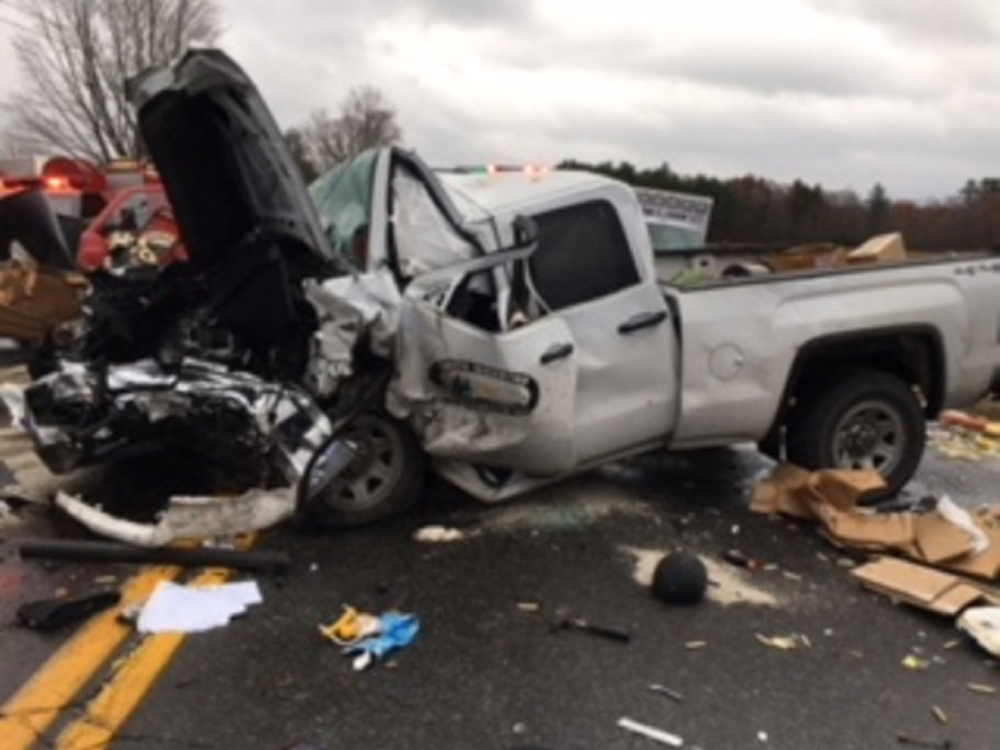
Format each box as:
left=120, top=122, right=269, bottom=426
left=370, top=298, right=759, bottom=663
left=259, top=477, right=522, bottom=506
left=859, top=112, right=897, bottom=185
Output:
left=305, top=270, right=543, bottom=466
left=29, top=358, right=332, bottom=482
left=55, top=487, right=297, bottom=547
left=303, top=269, right=402, bottom=398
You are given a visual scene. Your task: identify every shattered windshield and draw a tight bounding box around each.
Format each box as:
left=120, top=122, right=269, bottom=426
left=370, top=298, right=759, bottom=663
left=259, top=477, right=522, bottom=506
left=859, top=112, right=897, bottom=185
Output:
left=308, top=149, right=379, bottom=272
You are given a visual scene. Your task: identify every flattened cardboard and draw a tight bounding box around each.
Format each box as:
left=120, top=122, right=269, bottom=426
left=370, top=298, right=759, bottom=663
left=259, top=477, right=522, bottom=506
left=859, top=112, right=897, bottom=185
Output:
left=851, top=557, right=1000, bottom=616
left=913, top=512, right=978, bottom=565
left=814, top=505, right=915, bottom=551
left=939, top=525, right=1000, bottom=580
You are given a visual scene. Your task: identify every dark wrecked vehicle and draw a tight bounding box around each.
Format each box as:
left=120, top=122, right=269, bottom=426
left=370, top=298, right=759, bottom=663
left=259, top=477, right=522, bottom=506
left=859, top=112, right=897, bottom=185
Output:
left=23, top=50, right=1000, bottom=531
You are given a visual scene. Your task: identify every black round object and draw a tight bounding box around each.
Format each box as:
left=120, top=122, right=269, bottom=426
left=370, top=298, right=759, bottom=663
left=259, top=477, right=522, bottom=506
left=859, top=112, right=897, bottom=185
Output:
left=652, top=551, right=708, bottom=605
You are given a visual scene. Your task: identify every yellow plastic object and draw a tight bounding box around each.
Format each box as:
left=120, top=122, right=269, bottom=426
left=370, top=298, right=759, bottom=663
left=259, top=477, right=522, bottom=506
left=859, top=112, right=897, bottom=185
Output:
left=319, top=606, right=381, bottom=645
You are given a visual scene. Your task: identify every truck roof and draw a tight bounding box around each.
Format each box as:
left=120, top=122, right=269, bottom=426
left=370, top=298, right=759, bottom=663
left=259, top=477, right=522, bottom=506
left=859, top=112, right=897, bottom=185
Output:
left=437, top=168, right=624, bottom=216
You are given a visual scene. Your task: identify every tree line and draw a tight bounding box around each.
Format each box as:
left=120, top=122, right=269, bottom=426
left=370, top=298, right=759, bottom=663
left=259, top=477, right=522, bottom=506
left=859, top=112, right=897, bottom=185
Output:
left=560, top=160, right=1000, bottom=250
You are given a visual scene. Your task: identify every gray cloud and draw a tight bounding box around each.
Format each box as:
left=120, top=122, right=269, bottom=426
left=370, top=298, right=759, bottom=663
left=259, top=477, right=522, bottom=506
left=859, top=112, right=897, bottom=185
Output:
left=0, top=0, right=998, bottom=201
left=809, top=0, right=1000, bottom=46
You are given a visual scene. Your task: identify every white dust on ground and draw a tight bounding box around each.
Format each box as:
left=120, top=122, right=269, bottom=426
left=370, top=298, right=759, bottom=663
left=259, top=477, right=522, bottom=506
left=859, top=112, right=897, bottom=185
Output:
left=625, top=546, right=780, bottom=607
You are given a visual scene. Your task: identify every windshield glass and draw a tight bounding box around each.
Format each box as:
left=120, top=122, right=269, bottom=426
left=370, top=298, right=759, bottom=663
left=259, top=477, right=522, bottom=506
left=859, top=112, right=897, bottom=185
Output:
left=647, top=222, right=706, bottom=253
left=308, top=149, right=379, bottom=271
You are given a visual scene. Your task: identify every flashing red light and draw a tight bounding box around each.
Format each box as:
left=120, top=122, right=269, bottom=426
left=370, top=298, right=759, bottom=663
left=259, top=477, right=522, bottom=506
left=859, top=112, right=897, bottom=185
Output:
left=44, top=176, right=69, bottom=190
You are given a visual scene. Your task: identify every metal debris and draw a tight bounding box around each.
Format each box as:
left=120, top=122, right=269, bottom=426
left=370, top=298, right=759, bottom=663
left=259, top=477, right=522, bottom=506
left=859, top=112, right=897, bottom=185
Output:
left=617, top=717, right=683, bottom=748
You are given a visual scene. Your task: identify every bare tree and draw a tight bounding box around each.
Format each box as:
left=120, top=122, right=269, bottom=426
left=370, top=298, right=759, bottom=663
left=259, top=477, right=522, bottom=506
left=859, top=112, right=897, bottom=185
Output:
left=300, top=86, right=403, bottom=173
left=5, top=0, right=220, bottom=161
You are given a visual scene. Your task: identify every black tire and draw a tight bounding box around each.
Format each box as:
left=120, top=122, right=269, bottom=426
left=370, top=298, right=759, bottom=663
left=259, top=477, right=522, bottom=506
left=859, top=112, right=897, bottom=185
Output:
left=304, top=411, right=425, bottom=527
left=785, top=368, right=925, bottom=498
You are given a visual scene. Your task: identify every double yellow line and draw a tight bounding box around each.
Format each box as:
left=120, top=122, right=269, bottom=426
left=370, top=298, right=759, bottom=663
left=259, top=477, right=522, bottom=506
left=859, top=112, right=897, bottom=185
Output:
left=1, top=561, right=239, bottom=749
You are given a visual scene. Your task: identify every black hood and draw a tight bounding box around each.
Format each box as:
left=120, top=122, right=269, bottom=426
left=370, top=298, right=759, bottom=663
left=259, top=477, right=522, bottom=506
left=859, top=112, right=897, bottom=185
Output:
left=127, top=49, right=333, bottom=271
left=0, top=190, right=75, bottom=270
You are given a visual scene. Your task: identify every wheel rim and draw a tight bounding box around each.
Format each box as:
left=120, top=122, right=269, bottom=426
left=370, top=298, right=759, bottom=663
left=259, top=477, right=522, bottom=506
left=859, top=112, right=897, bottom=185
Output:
left=320, top=416, right=405, bottom=513
left=830, top=399, right=906, bottom=475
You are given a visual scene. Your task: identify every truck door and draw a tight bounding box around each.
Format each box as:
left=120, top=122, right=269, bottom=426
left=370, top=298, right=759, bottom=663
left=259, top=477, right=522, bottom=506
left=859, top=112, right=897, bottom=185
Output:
left=394, top=248, right=579, bottom=475
left=525, top=198, right=679, bottom=465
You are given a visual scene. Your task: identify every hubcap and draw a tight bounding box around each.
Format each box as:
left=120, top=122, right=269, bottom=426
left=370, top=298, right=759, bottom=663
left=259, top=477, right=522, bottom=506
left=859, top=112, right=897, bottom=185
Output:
left=831, top=399, right=905, bottom=476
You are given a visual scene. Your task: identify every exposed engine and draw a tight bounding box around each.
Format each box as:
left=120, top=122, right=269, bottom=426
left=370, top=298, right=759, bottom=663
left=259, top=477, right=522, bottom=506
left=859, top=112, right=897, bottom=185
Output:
left=23, top=236, right=334, bottom=485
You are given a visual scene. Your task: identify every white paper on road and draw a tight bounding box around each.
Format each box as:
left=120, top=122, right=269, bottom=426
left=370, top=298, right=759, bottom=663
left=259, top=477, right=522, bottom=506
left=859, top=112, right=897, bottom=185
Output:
left=137, top=580, right=263, bottom=634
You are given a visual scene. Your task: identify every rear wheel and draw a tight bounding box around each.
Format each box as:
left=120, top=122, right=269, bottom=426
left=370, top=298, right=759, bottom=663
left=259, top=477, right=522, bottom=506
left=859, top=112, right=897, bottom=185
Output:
left=304, top=411, right=425, bottom=527
left=785, top=369, right=925, bottom=498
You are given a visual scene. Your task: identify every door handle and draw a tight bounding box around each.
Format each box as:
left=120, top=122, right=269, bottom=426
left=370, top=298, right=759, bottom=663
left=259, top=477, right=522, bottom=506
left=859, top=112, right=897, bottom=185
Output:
left=618, top=310, right=668, bottom=335
left=540, top=342, right=574, bottom=365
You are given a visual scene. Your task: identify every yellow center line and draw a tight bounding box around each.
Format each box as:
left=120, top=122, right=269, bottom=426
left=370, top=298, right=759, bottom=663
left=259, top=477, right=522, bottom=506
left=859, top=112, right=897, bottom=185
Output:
left=54, top=567, right=233, bottom=750
left=0, top=565, right=182, bottom=750
left=55, top=534, right=257, bottom=750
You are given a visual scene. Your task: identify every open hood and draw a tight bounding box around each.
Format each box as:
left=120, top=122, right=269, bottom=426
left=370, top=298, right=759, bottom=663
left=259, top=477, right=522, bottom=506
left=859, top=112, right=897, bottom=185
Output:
left=127, top=49, right=334, bottom=271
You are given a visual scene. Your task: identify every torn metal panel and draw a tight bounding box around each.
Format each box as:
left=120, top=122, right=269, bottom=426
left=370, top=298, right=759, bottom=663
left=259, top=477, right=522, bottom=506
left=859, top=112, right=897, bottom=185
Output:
left=303, top=269, right=402, bottom=397
left=55, top=488, right=296, bottom=547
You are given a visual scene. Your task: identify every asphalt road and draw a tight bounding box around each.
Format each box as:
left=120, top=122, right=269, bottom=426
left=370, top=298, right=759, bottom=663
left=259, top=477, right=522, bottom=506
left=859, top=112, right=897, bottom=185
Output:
left=1, top=428, right=999, bottom=749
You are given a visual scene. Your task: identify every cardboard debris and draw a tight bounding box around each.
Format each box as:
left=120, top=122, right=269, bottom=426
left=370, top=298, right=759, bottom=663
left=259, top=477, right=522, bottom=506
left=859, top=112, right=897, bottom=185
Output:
left=851, top=557, right=1000, bottom=616
left=913, top=512, right=978, bottom=564
left=750, top=463, right=815, bottom=518
left=806, top=470, right=886, bottom=511
left=846, top=232, right=906, bottom=265
left=957, top=606, right=1000, bottom=657
left=754, top=464, right=1000, bottom=581
left=815, top=506, right=914, bottom=551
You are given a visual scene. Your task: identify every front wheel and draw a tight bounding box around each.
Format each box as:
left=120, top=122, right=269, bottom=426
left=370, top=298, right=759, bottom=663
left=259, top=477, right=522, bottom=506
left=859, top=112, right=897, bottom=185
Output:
left=785, top=369, right=925, bottom=498
left=302, top=411, right=425, bottom=527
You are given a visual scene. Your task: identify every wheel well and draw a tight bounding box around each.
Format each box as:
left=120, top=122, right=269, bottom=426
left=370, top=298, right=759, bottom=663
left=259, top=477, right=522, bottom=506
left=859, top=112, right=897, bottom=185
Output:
left=776, top=328, right=944, bottom=430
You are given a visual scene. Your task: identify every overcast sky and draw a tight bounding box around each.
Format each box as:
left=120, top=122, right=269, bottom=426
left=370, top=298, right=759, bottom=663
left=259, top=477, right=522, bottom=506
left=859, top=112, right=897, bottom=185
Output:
left=1, top=0, right=999, bottom=201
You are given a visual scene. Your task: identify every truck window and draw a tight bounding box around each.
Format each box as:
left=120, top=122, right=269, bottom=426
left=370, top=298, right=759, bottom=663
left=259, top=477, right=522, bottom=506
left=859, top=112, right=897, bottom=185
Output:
left=529, top=200, right=639, bottom=310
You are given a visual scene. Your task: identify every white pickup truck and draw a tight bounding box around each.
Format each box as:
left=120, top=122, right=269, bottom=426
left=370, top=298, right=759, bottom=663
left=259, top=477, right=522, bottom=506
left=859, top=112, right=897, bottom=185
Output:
left=22, top=50, right=1000, bottom=526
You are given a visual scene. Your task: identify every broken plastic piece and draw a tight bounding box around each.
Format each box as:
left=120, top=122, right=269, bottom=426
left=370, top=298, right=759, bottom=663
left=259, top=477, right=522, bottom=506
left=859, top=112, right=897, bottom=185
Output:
left=318, top=606, right=382, bottom=646
left=902, top=654, right=929, bottom=671
left=957, top=606, right=1000, bottom=657
left=552, top=616, right=632, bottom=643
left=343, top=611, right=420, bottom=670
left=55, top=488, right=297, bottom=547
left=16, top=590, right=120, bottom=631
left=617, top=717, right=683, bottom=747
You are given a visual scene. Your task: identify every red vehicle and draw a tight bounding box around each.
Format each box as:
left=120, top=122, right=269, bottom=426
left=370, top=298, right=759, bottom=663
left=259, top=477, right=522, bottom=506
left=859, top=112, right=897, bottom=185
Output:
left=0, top=155, right=184, bottom=272
left=77, top=183, right=185, bottom=272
